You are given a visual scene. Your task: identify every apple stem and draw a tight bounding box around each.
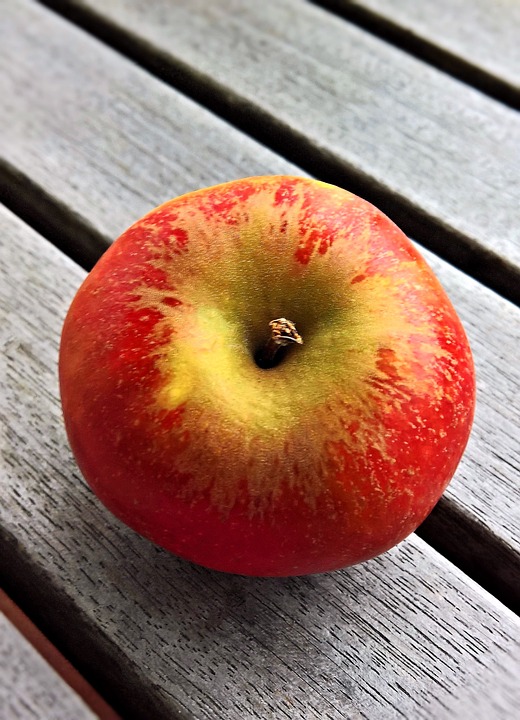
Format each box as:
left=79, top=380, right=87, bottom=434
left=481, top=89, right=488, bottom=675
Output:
left=256, top=318, right=303, bottom=369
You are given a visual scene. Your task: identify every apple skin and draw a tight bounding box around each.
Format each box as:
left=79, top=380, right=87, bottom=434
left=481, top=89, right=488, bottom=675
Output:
left=59, top=176, right=475, bottom=576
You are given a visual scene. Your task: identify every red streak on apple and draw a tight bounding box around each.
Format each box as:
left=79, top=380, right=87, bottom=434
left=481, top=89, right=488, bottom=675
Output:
left=59, top=176, right=475, bottom=576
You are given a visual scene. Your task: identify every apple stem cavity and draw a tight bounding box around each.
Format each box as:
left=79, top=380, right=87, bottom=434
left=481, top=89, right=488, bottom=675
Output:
left=255, top=318, right=303, bottom=369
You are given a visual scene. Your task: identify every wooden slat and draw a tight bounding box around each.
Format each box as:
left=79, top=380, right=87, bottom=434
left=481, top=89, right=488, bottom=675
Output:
left=0, top=609, right=97, bottom=720
left=2, top=203, right=520, bottom=719
left=0, top=0, right=519, bottom=605
left=315, top=0, right=520, bottom=107
left=37, top=0, right=520, bottom=304
left=417, top=247, right=520, bottom=608
left=0, top=590, right=120, bottom=720
left=0, top=0, right=299, bottom=266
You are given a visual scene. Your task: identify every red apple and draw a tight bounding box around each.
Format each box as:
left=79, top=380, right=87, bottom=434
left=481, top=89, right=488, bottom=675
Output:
left=59, top=176, right=475, bottom=576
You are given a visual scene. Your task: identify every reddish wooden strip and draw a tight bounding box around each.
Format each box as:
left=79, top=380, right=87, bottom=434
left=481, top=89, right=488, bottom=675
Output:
left=0, top=590, right=120, bottom=720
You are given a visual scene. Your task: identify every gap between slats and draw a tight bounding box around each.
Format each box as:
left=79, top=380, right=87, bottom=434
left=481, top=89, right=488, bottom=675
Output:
left=0, top=543, right=186, bottom=720
left=0, top=589, right=121, bottom=720
left=310, top=0, right=520, bottom=111
left=33, top=0, right=520, bottom=309
left=417, top=499, right=520, bottom=615
left=0, top=160, right=106, bottom=270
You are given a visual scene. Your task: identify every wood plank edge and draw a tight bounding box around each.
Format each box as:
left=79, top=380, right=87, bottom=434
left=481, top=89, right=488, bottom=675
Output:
left=417, top=497, right=520, bottom=615
left=0, top=159, right=107, bottom=270
left=0, top=531, right=190, bottom=720
left=309, top=0, right=520, bottom=110
left=0, top=589, right=121, bottom=720
left=33, top=0, right=520, bottom=307
left=2, top=515, right=518, bottom=720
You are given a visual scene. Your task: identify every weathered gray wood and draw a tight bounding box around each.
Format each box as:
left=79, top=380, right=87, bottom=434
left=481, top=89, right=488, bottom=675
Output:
left=0, top=612, right=97, bottom=720
left=0, top=0, right=300, bottom=266
left=316, top=0, right=520, bottom=106
left=2, top=204, right=520, bottom=718
left=0, top=0, right=519, bottom=604
left=38, top=0, right=520, bottom=302
left=418, top=246, right=520, bottom=608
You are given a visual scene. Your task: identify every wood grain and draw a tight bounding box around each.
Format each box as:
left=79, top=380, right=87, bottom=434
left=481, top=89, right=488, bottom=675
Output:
left=37, top=0, right=520, bottom=303
left=314, top=0, right=520, bottom=107
left=0, top=590, right=120, bottom=720
left=0, top=0, right=301, bottom=266
left=2, top=203, right=520, bottom=719
left=418, top=246, right=520, bottom=609
left=1, top=0, right=519, bottom=604
left=0, top=609, right=97, bottom=719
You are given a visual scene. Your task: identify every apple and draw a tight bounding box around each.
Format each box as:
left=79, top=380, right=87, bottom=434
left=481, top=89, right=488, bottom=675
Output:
left=59, top=176, right=475, bottom=576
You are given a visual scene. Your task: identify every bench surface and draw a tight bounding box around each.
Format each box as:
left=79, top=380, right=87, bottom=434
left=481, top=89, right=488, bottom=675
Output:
left=0, top=593, right=97, bottom=720
left=1, top=1, right=519, bottom=718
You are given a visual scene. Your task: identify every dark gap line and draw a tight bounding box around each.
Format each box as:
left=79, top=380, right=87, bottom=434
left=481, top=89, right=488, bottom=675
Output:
left=0, top=535, right=188, bottom=720
left=34, top=0, right=520, bottom=308
left=0, top=589, right=121, bottom=720
left=310, top=0, right=520, bottom=111
left=417, top=498, right=520, bottom=615
left=0, top=160, right=106, bottom=271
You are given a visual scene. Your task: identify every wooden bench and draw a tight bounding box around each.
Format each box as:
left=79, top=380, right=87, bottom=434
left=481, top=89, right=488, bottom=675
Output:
left=1, top=1, right=519, bottom=717
left=0, top=590, right=117, bottom=719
